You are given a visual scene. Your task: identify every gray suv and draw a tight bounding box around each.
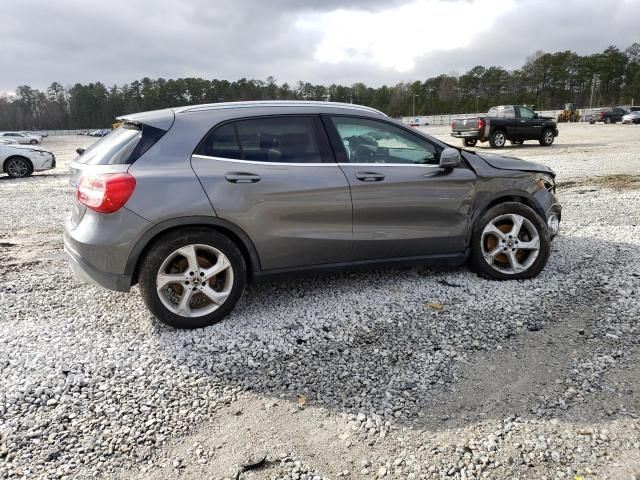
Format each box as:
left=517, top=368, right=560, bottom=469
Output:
left=64, top=101, right=561, bottom=328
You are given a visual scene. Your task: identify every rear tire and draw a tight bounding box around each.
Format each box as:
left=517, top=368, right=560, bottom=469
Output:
left=463, top=139, right=477, bottom=147
left=470, top=202, right=551, bottom=280
left=539, top=128, right=555, bottom=146
left=489, top=130, right=506, bottom=148
left=139, top=229, right=247, bottom=329
left=5, top=156, right=33, bottom=178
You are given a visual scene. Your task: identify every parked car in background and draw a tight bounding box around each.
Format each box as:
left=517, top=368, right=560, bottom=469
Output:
left=451, top=105, right=558, bottom=148
left=64, top=101, right=561, bottom=329
left=1, top=142, right=56, bottom=178
left=19, top=131, right=43, bottom=143
left=622, top=111, right=640, bottom=124
left=587, top=107, right=627, bottom=124
left=0, top=131, right=41, bottom=144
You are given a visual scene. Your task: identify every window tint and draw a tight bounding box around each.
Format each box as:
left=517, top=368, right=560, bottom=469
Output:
left=197, top=116, right=322, bottom=163
left=331, top=117, right=438, bottom=165
left=76, top=124, right=166, bottom=165
left=518, top=107, right=535, bottom=119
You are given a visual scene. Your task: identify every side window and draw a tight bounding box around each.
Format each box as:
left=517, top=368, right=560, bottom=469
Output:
left=331, top=116, right=438, bottom=165
left=518, top=107, right=535, bottom=119
left=196, top=116, right=322, bottom=163
left=502, top=106, right=515, bottom=118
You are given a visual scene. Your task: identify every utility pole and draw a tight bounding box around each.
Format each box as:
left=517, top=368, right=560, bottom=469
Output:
left=412, top=94, right=418, bottom=117
left=476, top=95, right=479, bottom=115
left=589, top=74, right=596, bottom=110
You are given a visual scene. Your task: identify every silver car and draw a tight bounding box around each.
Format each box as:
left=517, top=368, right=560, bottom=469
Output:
left=0, top=131, right=41, bottom=144
left=1, top=143, right=56, bottom=178
left=64, top=101, right=561, bottom=329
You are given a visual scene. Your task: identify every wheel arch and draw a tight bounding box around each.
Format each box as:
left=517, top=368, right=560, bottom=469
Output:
left=2, top=155, right=32, bottom=173
left=126, top=216, right=261, bottom=285
left=468, top=191, right=546, bottom=246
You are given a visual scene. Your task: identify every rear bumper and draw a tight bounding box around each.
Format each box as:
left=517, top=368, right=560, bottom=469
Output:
left=63, top=229, right=132, bottom=292
left=451, top=131, right=481, bottom=139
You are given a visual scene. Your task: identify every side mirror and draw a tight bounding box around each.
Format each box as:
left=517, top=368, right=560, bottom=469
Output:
left=439, top=147, right=461, bottom=169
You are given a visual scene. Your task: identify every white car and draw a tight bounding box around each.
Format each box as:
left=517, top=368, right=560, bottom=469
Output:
left=622, top=111, right=640, bottom=124
left=20, top=131, right=45, bottom=142
left=0, top=138, right=18, bottom=145
left=0, top=131, right=41, bottom=144
left=1, top=143, right=55, bottom=178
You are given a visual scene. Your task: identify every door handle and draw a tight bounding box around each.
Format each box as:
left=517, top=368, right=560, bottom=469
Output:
left=355, top=171, right=385, bottom=182
left=225, top=172, right=261, bottom=183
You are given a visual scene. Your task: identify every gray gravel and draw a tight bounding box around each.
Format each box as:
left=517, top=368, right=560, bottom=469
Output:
left=1, top=126, right=639, bottom=479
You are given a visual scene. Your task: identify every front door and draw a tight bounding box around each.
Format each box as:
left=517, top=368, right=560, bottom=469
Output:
left=191, top=115, right=352, bottom=271
left=323, top=115, right=476, bottom=261
left=516, top=106, right=543, bottom=138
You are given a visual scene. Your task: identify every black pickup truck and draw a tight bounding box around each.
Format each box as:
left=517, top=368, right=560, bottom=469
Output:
left=451, top=105, right=559, bottom=148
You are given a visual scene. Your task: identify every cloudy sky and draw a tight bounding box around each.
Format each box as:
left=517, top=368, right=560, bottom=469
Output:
left=1, top=0, right=638, bottom=93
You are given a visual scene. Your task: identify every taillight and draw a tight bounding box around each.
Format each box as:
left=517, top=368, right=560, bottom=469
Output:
left=451, top=121, right=455, bottom=130
left=76, top=173, right=136, bottom=213
left=478, top=118, right=485, bottom=129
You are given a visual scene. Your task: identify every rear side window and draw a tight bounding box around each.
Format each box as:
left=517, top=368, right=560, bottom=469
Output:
left=196, top=116, right=323, bottom=163
left=76, top=123, right=166, bottom=165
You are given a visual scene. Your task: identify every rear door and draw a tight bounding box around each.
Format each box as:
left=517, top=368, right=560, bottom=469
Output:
left=191, top=115, right=353, bottom=271
left=324, top=115, right=476, bottom=261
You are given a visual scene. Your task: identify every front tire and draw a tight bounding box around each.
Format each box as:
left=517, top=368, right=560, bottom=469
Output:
left=539, top=128, right=555, bottom=146
left=463, top=139, right=477, bottom=147
left=139, top=229, right=247, bottom=329
left=604, top=117, right=612, bottom=124
left=5, top=157, right=33, bottom=178
left=489, top=130, right=506, bottom=148
left=29, top=139, right=38, bottom=145
left=470, top=202, right=551, bottom=280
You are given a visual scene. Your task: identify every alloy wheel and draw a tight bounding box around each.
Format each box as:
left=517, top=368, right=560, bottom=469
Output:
left=7, top=158, right=28, bottom=178
left=156, top=244, right=234, bottom=317
left=480, top=213, right=540, bottom=275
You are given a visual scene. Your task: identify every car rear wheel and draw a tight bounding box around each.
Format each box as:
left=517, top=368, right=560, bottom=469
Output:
left=470, top=202, right=551, bottom=280
left=5, top=157, right=33, bottom=178
left=539, top=129, right=555, bottom=146
left=29, top=139, right=38, bottom=145
left=463, top=139, right=477, bottom=147
left=489, top=130, right=506, bottom=148
left=604, top=117, right=611, bottom=124
left=139, top=229, right=246, bottom=329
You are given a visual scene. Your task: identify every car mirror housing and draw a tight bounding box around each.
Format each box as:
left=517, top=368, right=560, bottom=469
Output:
left=440, top=147, right=461, bottom=169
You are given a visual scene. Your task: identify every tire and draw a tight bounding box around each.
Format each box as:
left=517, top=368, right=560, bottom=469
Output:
left=589, top=121, right=595, bottom=125
left=604, top=116, right=611, bottom=124
left=5, top=156, right=33, bottom=178
left=489, top=130, right=506, bottom=148
left=138, top=229, right=247, bottom=329
left=29, top=139, right=38, bottom=145
left=463, top=139, right=477, bottom=147
left=539, top=128, right=555, bottom=146
left=469, top=202, right=551, bottom=280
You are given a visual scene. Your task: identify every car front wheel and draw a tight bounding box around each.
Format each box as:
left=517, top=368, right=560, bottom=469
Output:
left=539, top=129, right=555, bottom=146
left=5, top=157, right=33, bottom=178
left=470, top=202, right=551, bottom=280
left=139, top=229, right=246, bottom=329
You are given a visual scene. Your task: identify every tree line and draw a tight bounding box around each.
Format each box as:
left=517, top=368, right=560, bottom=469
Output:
left=1, top=43, right=638, bottom=130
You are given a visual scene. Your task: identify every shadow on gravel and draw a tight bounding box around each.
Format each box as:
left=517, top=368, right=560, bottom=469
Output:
left=151, top=234, right=640, bottom=431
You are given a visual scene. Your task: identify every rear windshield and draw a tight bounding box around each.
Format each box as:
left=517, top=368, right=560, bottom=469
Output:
left=76, top=123, right=166, bottom=165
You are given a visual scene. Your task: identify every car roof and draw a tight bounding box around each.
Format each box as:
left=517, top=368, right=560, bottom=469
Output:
left=118, top=101, right=387, bottom=130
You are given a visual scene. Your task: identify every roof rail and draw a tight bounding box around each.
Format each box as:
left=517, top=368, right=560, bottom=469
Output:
left=174, top=100, right=387, bottom=116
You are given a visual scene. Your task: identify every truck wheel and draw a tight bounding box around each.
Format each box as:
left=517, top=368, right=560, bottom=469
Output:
left=604, top=117, right=611, bottom=124
left=489, top=130, right=506, bottom=148
left=463, top=139, right=477, bottom=147
left=539, top=129, right=555, bottom=146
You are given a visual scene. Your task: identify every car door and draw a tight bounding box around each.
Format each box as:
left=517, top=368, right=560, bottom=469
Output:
left=191, top=115, right=353, bottom=271
left=323, top=115, right=476, bottom=261
left=515, top=106, right=541, bottom=138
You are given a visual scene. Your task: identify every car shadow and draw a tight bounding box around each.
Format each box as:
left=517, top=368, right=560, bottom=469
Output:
left=150, top=233, right=640, bottom=432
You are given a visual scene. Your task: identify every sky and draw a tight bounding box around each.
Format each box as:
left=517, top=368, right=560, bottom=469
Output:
left=1, top=0, right=639, bottom=94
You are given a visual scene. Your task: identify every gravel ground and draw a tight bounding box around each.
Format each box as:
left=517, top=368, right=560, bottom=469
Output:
left=0, top=124, right=639, bottom=480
